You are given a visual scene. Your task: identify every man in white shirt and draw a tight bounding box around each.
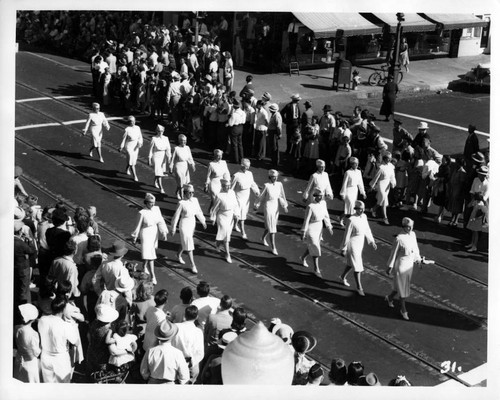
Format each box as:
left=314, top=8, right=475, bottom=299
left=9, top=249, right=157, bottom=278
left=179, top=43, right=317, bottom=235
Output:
left=171, top=305, right=204, bottom=383
left=253, top=100, right=269, bottom=160
left=140, top=319, right=190, bottom=384
left=191, top=281, right=220, bottom=330
left=227, top=100, right=246, bottom=164
left=91, top=240, right=129, bottom=295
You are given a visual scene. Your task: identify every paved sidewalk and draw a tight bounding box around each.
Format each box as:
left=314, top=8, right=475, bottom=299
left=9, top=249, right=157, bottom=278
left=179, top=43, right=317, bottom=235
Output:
left=232, top=54, right=491, bottom=105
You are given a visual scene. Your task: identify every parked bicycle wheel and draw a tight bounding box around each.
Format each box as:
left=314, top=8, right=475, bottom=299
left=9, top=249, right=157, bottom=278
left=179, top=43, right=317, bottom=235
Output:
left=396, top=71, right=404, bottom=84
left=368, top=72, right=382, bottom=86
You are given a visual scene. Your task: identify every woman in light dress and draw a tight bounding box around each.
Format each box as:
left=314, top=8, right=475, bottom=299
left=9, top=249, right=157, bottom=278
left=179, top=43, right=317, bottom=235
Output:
left=231, top=158, right=260, bottom=239
left=369, top=151, right=396, bottom=225
left=211, top=179, right=240, bottom=264
left=385, top=217, right=422, bottom=320
left=82, top=102, right=110, bottom=163
left=205, top=149, right=231, bottom=212
left=14, top=303, right=41, bottom=382
left=302, top=159, right=333, bottom=204
left=131, top=193, right=168, bottom=285
left=339, top=157, right=366, bottom=227
left=254, top=169, right=288, bottom=256
left=148, top=124, right=171, bottom=194
left=171, top=184, right=207, bottom=274
left=169, top=134, right=196, bottom=199
left=339, top=200, right=377, bottom=296
left=299, top=189, right=333, bottom=277
left=119, top=115, right=143, bottom=182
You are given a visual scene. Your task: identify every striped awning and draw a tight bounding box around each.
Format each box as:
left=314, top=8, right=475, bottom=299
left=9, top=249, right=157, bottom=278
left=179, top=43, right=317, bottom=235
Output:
left=370, top=13, right=437, bottom=33
left=293, top=13, right=383, bottom=37
left=422, top=14, right=488, bottom=30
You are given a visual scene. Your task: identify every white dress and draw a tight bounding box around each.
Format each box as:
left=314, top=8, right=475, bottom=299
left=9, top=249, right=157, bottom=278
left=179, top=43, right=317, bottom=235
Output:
left=14, top=324, right=41, bottom=383
left=171, top=197, right=206, bottom=251
left=149, top=136, right=171, bottom=177
left=120, top=125, right=143, bottom=166
left=340, top=214, right=375, bottom=272
left=169, top=145, right=195, bottom=188
left=255, top=182, right=288, bottom=234
left=302, top=171, right=333, bottom=203
left=206, top=160, right=231, bottom=203
left=301, top=200, right=332, bottom=257
left=37, top=314, right=78, bottom=383
left=83, top=111, right=110, bottom=147
left=370, top=163, right=396, bottom=207
left=211, top=190, right=240, bottom=242
left=387, top=231, right=421, bottom=298
left=340, top=168, right=366, bottom=215
left=231, top=170, right=260, bottom=220
left=132, top=206, right=168, bottom=260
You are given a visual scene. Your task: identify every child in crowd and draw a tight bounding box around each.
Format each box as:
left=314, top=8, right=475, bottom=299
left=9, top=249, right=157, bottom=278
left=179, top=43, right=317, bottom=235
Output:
left=108, top=319, right=138, bottom=370
left=289, top=126, right=303, bottom=174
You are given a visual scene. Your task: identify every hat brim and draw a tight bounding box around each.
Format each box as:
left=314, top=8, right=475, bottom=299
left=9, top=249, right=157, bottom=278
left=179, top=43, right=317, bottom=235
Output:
left=110, top=248, right=128, bottom=257
left=156, top=323, right=179, bottom=340
left=115, top=280, right=135, bottom=292
left=97, top=308, right=119, bottom=323
left=292, top=330, right=317, bottom=353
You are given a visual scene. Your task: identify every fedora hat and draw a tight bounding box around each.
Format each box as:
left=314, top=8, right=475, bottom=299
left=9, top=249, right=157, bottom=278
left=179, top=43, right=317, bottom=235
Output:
left=115, top=274, right=135, bottom=292
left=323, top=104, right=332, bottom=112
left=14, top=206, right=26, bottom=221
left=218, top=330, right=238, bottom=349
left=477, top=165, right=489, bottom=176
left=291, top=330, right=317, bottom=353
left=95, top=304, right=119, bottom=323
left=357, top=372, right=381, bottom=386
left=109, top=240, right=128, bottom=257
left=18, top=303, right=39, bottom=323
left=268, top=169, right=279, bottom=177
left=417, top=121, right=429, bottom=130
left=262, top=92, right=272, bottom=101
left=269, top=103, right=279, bottom=112
left=155, top=319, right=179, bottom=341
left=291, top=93, right=301, bottom=101
left=471, top=152, right=485, bottom=163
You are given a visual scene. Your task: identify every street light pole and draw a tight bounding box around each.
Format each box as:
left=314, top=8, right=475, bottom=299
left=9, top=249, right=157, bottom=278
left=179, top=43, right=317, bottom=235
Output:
left=389, top=13, right=405, bottom=78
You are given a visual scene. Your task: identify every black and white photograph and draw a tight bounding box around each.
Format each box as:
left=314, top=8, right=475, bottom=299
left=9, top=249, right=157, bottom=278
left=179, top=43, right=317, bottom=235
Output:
left=2, top=0, right=498, bottom=398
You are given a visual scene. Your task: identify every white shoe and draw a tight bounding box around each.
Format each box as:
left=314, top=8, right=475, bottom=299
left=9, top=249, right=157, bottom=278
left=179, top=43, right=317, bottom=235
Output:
left=262, top=236, right=269, bottom=247
left=300, top=256, right=309, bottom=268
left=126, top=168, right=131, bottom=175
left=152, top=277, right=157, bottom=285
left=134, top=176, right=139, bottom=182
left=339, top=218, right=345, bottom=227
left=242, top=233, right=248, bottom=240
left=400, top=310, right=409, bottom=320
left=340, top=276, right=350, bottom=287
left=272, top=248, right=278, bottom=256
left=89, top=151, right=93, bottom=157
left=235, top=224, right=241, bottom=233
left=226, top=255, right=232, bottom=264
left=99, top=158, right=104, bottom=163
left=357, top=289, right=365, bottom=296
left=191, top=266, right=198, bottom=274
left=160, top=188, right=165, bottom=194
left=384, top=295, right=394, bottom=308
left=178, top=255, right=185, bottom=265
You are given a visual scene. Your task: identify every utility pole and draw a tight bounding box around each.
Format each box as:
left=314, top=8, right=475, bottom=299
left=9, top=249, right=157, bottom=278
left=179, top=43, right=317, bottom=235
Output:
left=195, top=12, right=199, bottom=47
left=389, top=13, right=405, bottom=78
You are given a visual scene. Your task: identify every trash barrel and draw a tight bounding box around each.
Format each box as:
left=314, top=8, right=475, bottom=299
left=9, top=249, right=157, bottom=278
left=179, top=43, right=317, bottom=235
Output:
left=333, top=59, right=352, bottom=91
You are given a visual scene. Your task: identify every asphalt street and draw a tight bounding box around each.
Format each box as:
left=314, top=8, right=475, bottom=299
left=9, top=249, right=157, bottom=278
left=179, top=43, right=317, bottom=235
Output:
left=13, top=51, right=489, bottom=387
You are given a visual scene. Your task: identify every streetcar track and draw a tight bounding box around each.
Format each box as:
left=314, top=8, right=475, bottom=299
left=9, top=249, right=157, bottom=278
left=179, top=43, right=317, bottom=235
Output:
left=16, top=81, right=487, bottom=324
left=16, top=134, right=473, bottom=386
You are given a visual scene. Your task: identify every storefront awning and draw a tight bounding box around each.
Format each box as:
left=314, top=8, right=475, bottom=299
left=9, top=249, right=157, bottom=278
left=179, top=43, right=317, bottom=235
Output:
left=293, top=13, right=383, bottom=38
left=370, top=13, right=437, bottom=33
left=422, top=14, right=488, bottom=30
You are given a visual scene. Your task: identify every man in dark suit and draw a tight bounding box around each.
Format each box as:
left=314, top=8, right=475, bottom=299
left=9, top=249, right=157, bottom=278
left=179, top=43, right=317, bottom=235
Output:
left=280, top=94, right=302, bottom=154
left=463, top=124, right=480, bottom=173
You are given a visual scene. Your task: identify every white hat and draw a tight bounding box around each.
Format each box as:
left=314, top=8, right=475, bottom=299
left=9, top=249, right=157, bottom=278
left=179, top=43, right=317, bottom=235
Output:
left=418, top=121, right=429, bottom=130
left=95, top=304, right=119, bottom=323
left=18, top=303, right=39, bottom=323
left=115, top=274, right=135, bottom=293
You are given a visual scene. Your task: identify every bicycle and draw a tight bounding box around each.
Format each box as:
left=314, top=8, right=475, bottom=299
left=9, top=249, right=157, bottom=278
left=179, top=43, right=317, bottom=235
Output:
left=368, top=64, right=403, bottom=86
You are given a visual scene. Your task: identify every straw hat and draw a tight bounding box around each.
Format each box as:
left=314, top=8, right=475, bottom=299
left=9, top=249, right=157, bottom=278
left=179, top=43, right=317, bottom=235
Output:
left=114, top=274, right=135, bottom=293
left=155, top=319, right=179, bottom=341
left=18, top=303, right=39, bottom=323
left=95, top=304, right=119, bottom=323
left=109, top=240, right=128, bottom=257
left=218, top=331, right=238, bottom=349
left=417, top=121, right=429, bottom=130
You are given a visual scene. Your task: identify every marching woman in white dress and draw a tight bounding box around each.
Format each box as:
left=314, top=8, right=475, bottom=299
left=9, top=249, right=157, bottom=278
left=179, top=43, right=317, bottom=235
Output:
left=369, top=151, right=396, bottom=225
left=171, top=184, right=207, bottom=274
left=339, top=200, right=377, bottom=296
left=302, top=159, right=333, bottom=204
left=211, top=179, right=240, bottom=264
left=254, top=169, right=288, bottom=256
left=339, top=157, right=366, bottom=227
left=169, top=134, right=196, bottom=199
left=385, top=217, right=422, bottom=320
left=131, top=193, right=168, bottom=285
left=82, top=102, right=110, bottom=163
left=148, top=124, right=171, bottom=194
left=231, top=158, right=260, bottom=239
left=119, top=115, right=144, bottom=182
left=205, top=149, right=231, bottom=213
left=299, top=189, right=333, bottom=277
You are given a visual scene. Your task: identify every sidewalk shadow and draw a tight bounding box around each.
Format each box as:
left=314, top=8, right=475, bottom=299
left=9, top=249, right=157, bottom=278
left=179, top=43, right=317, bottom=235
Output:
left=301, top=83, right=334, bottom=91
